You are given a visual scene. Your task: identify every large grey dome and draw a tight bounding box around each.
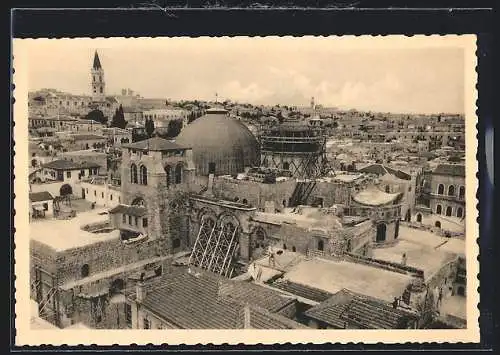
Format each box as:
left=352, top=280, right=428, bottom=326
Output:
left=175, top=110, right=260, bottom=176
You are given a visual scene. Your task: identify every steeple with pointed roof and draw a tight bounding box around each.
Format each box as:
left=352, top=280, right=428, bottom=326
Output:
left=91, top=50, right=105, bottom=100
left=93, top=51, right=102, bottom=70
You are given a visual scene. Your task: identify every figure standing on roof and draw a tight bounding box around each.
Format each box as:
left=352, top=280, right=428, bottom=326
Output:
left=401, top=253, right=407, bottom=266
left=267, top=246, right=276, bottom=268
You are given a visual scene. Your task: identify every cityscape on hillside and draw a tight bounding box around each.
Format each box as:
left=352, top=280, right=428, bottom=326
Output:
left=28, top=46, right=467, bottom=332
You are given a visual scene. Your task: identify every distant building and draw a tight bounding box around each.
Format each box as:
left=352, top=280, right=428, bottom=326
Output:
left=143, top=108, right=189, bottom=129
left=28, top=51, right=119, bottom=120
left=39, top=159, right=101, bottom=186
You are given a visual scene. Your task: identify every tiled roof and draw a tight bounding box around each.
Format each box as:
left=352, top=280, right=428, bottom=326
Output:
left=128, top=269, right=296, bottom=329
left=108, top=204, right=147, bottom=217
left=42, top=159, right=101, bottom=170
left=358, top=164, right=387, bottom=176
left=304, top=289, right=417, bottom=329
left=358, top=164, right=411, bottom=181
left=236, top=305, right=309, bottom=329
left=122, top=137, right=188, bottom=152
left=29, top=191, right=54, bottom=202
left=271, top=280, right=334, bottom=303
left=433, top=164, right=465, bottom=177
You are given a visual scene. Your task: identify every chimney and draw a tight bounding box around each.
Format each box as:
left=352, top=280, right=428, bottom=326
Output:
left=243, top=303, right=251, bottom=329
left=136, top=282, right=146, bottom=302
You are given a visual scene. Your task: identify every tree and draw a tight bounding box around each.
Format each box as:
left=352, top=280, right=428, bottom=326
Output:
left=166, top=119, right=183, bottom=138
left=110, top=105, right=127, bottom=129
left=84, top=109, right=107, bottom=125
left=145, top=118, right=155, bottom=138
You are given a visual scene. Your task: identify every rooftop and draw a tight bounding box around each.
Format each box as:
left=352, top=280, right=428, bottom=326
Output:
left=30, top=208, right=118, bottom=252
left=433, top=164, right=465, bottom=177
left=42, top=159, right=101, bottom=170
left=371, top=226, right=461, bottom=278
left=304, top=289, right=417, bottom=329
left=282, top=258, right=413, bottom=302
left=122, top=137, right=189, bottom=152
left=253, top=207, right=343, bottom=231
left=358, top=163, right=411, bottom=180
left=352, top=186, right=401, bottom=206
left=29, top=191, right=54, bottom=202
left=128, top=269, right=301, bottom=329
left=440, top=295, right=466, bottom=320
left=108, top=204, right=147, bottom=217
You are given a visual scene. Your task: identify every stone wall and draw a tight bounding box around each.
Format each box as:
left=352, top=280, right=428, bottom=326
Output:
left=308, top=181, right=355, bottom=207
left=213, top=177, right=296, bottom=211
left=55, top=238, right=165, bottom=286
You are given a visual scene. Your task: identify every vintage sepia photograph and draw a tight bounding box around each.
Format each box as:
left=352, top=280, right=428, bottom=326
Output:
left=13, top=35, right=479, bottom=345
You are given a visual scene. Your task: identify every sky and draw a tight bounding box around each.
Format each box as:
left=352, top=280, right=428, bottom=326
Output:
left=22, top=36, right=467, bottom=114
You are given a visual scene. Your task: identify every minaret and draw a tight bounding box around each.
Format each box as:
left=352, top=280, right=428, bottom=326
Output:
left=91, top=51, right=105, bottom=101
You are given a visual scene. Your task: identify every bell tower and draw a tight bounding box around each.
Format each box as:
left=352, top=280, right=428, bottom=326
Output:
left=91, top=50, right=105, bottom=101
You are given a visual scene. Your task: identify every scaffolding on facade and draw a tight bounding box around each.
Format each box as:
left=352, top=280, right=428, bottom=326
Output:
left=188, top=216, right=240, bottom=278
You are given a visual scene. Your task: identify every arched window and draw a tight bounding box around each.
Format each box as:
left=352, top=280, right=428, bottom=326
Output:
left=130, top=164, right=138, bottom=184
left=292, top=246, right=296, bottom=252
left=385, top=185, right=390, bottom=193
left=131, top=197, right=146, bottom=207
left=283, top=162, right=290, bottom=170
left=446, top=206, right=452, bottom=216
left=457, top=207, right=463, bottom=218
left=81, top=264, right=89, bottom=278
left=376, top=223, right=387, bottom=242
left=242, top=199, right=248, bottom=204
left=436, top=204, right=442, bottom=214
left=459, top=186, right=465, bottom=199
left=175, top=163, right=182, bottom=184
left=448, top=185, right=455, bottom=196
left=140, top=165, right=148, bottom=185
left=164, top=165, right=171, bottom=188
left=416, top=213, right=422, bottom=223
left=437, top=184, right=444, bottom=195
left=435, top=221, right=441, bottom=228
left=317, top=239, right=324, bottom=251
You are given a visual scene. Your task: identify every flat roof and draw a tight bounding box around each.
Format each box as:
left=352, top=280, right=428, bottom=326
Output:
left=440, top=295, right=466, bottom=320
left=254, top=207, right=343, bottom=230
left=371, top=226, right=464, bottom=278
left=30, top=208, right=119, bottom=252
left=283, top=258, right=413, bottom=302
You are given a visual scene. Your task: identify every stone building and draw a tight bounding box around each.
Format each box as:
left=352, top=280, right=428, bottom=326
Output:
left=414, top=164, right=465, bottom=233
left=349, top=185, right=403, bottom=245
left=108, top=137, right=197, bottom=252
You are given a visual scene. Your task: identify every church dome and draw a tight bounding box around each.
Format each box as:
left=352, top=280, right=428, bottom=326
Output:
left=175, top=109, right=259, bottom=176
